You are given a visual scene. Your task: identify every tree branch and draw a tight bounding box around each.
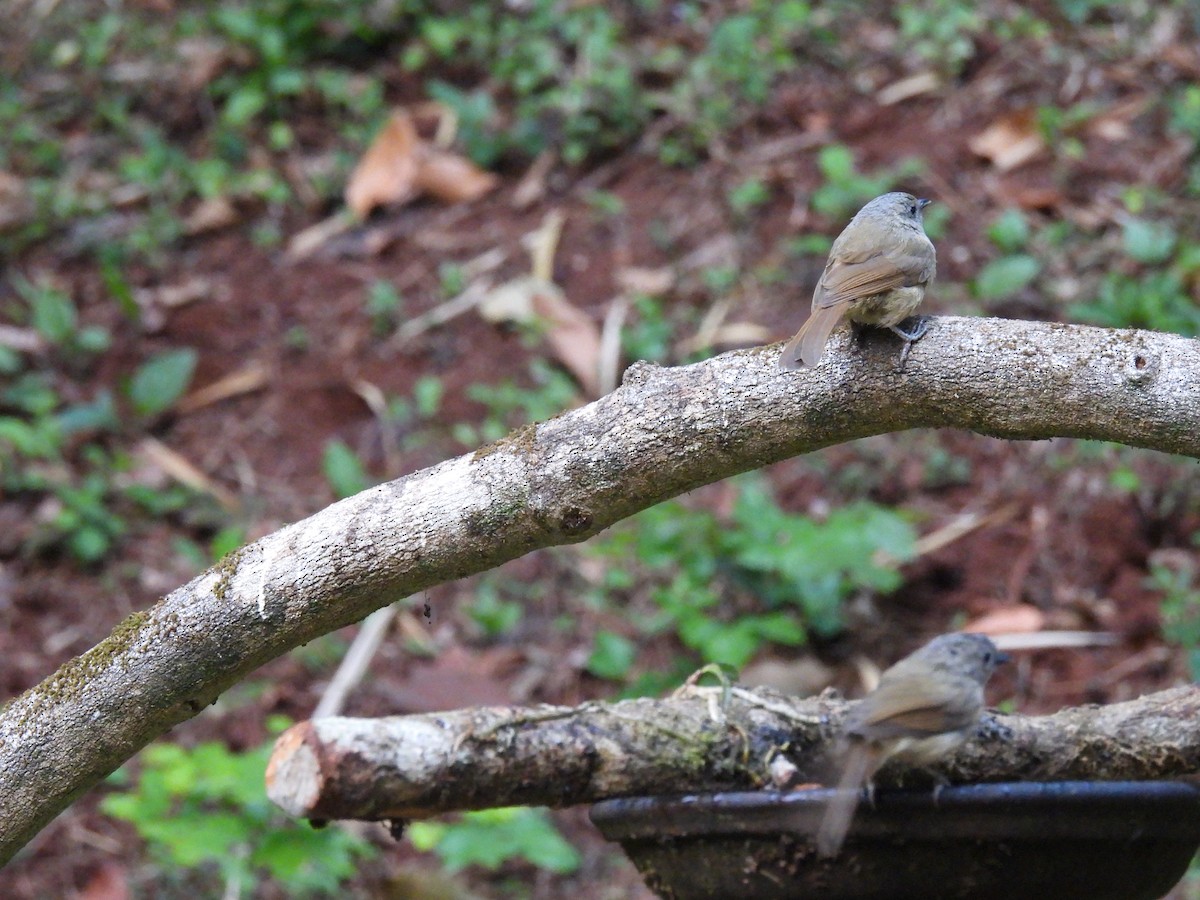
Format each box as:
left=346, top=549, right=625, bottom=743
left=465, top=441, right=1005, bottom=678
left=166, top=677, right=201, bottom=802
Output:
left=2, top=317, right=1198, bottom=863
left=263, top=685, right=1200, bottom=822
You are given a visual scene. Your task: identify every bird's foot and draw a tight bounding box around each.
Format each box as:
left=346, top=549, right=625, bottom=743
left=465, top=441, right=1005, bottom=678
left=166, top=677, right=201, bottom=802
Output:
left=889, top=316, right=931, bottom=369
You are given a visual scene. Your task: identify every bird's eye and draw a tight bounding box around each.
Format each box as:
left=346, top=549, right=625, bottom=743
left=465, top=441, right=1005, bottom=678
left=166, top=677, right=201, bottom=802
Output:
left=909, top=203, right=918, bottom=216
left=983, top=652, right=993, bottom=664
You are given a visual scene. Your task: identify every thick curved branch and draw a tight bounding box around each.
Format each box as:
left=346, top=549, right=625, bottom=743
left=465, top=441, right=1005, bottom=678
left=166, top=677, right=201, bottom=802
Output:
left=2, top=317, right=1198, bottom=862
left=263, top=685, right=1200, bottom=822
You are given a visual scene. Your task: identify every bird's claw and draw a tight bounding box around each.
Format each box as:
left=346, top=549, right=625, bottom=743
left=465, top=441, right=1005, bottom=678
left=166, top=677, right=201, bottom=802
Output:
left=890, top=316, right=931, bottom=369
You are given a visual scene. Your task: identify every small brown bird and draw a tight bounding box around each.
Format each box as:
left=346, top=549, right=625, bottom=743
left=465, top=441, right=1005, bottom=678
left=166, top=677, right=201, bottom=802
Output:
left=815, top=632, right=1007, bottom=858
left=779, top=192, right=937, bottom=370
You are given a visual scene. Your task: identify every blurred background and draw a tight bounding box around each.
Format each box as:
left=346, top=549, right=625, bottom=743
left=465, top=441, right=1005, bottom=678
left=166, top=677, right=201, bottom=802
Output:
left=3, top=0, right=1200, bottom=897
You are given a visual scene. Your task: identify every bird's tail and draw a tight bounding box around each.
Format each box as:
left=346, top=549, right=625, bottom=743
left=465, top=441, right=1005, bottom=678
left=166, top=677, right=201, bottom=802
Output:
left=815, top=743, right=877, bottom=858
left=778, top=302, right=848, bottom=370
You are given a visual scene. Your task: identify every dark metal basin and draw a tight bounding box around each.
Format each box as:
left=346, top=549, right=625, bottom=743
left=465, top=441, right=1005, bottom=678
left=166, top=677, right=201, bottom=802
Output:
left=590, top=782, right=1200, bottom=900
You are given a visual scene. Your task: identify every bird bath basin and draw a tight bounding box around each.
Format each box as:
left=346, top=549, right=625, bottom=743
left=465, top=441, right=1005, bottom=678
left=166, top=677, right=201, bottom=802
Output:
left=591, top=782, right=1200, bottom=900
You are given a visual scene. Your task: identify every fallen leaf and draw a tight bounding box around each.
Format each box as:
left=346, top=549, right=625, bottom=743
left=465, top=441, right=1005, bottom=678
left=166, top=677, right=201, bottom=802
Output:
left=480, top=276, right=601, bottom=396
left=617, top=266, right=675, bottom=296
left=962, top=604, right=1046, bottom=636
left=183, top=196, right=238, bottom=235
left=532, top=282, right=602, bottom=397
left=416, top=150, right=499, bottom=204
left=285, top=210, right=355, bottom=259
left=969, top=109, right=1045, bottom=171
left=79, top=862, right=131, bottom=900
left=345, top=110, right=422, bottom=218
left=876, top=71, right=940, bottom=106
left=512, top=149, right=556, bottom=209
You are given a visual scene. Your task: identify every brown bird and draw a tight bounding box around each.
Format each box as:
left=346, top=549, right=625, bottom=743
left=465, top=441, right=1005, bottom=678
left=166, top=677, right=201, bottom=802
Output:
left=779, top=192, right=937, bottom=370
left=815, top=632, right=1007, bottom=858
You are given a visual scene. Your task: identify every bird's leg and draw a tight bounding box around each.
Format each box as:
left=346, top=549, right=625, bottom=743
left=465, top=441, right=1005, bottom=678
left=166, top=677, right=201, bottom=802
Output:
left=927, top=770, right=951, bottom=806
left=889, top=316, right=931, bottom=369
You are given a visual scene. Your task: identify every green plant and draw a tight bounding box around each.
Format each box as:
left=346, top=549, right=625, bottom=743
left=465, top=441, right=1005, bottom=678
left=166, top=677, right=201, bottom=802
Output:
left=658, top=3, right=814, bottom=164
left=622, top=295, right=675, bottom=364
left=894, top=0, right=985, bottom=75
left=1071, top=270, right=1200, bottom=335
left=587, top=630, right=638, bottom=680
left=587, top=475, right=917, bottom=668
left=1151, top=542, right=1200, bottom=679
left=323, top=439, right=371, bottom=499
left=1069, top=215, right=1200, bottom=335
left=127, top=348, right=198, bottom=417
left=102, top=727, right=376, bottom=896
left=408, top=807, right=580, bottom=875
left=11, top=275, right=111, bottom=360
left=973, top=255, right=1041, bottom=301
left=809, top=146, right=920, bottom=221
left=459, top=359, right=578, bottom=445
left=464, top=577, right=524, bottom=638
left=365, top=280, right=404, bottom=337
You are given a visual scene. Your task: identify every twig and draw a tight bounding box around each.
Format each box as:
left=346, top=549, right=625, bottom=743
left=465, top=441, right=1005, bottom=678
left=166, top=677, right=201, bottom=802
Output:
left=312, top=605, right=398, bottom=720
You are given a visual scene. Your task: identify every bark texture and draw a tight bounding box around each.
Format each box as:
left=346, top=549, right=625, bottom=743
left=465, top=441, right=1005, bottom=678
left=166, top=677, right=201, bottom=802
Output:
left=2, top=318, right=1199, bottom=863
left=264, top=685, right=1200, bottom=822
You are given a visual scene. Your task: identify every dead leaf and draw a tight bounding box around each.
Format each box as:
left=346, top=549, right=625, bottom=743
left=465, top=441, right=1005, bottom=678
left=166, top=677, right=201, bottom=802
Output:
left=183, top=196, right=238, bottom=235
left=137, top=437, right=240, bottom=511
left=285, top=210, right=355, bottom=259
left=79, top=862, right=130, bottom=900
left=617, top=266, right=675, bottom=296
left=969, top=109, right=1045, bottom=171
left=532, top=282, right=602, bottom=397
left=345, top=110, right=421, bottom=218
left=876, top=71, right=940, bottom=106
left=480, top=276, right=601, bottom=396
left=962, top=604, right=1047, bottom=636
left=176, top=362, right=269, bottom=414
left=416, top=150, right=499, bottom=204
left=512, top=150, right=556, bottom=209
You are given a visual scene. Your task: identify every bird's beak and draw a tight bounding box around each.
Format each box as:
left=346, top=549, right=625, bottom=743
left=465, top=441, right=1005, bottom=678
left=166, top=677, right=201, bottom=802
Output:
left=996, top=651, right=1012, bottom=665
left=917, top=198, right=932, bottom=211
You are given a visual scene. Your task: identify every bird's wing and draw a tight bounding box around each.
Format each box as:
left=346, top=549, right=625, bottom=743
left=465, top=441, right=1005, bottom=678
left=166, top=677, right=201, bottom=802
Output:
left=815, top=251, right=933, bottom=309
left=847, top=675, right=981, bottom=739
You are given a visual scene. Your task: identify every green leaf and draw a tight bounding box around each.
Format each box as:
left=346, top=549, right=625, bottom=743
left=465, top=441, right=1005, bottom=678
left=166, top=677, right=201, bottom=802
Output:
left=128, top=349, right=198, bottom=417
left=817, top=144, right=855, bottom=182
left=587, top=630, right=637, bottom=679
left=323, top=439, right=369, bottom=499
left=1122, top=219, right=1176, bottom=265
left=223, top=86, right=268, bottom=126
left=987, top=209, right=1030, bottom=253
left=29, top=286, right=78, bottom=345
left=422, top=808, right=581, bottom=874
left=974, top=254, right=1041, bottom=299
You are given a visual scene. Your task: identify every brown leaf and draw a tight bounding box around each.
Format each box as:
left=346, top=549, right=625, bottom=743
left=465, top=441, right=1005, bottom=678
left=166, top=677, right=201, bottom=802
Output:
left=183, top=196, right=239, bottom=235
left=415, top=150, right=499, bottom=204
left=962, top=604, right=1046, bottom=636
left=344, top=110, right=421, bottom=218
left=969, top=109, right=1045, bottom=172
left=617, top=266, right=675, bottom=296
left=79, top=862, right=131, bottom=900
left=480, top=276, right=601, bottom=396
left=532, top=282, right=602, bottom=397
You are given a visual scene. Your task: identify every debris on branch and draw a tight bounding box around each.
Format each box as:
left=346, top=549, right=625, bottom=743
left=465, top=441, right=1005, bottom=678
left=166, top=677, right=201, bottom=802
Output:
left=266, top=684, right=1200, bottom=824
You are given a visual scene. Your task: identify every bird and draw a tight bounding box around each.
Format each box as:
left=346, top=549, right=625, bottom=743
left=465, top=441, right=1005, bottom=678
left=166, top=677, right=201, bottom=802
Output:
left=779, top=191, right=937, bottom=370
left=814, top=632, right=1007, bottom=858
